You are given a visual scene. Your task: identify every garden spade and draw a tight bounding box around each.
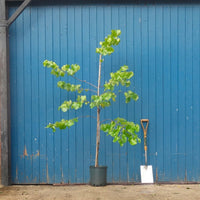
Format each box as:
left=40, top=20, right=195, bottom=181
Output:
left=140, top=119, right=154, bottom=183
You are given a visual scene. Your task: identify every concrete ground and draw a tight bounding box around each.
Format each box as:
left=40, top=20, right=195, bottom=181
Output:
left=0, top=184, right=200, bottom=200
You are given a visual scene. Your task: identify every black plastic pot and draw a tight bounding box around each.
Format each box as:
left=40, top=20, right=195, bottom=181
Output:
left=90, top=166, right=107, bottom=186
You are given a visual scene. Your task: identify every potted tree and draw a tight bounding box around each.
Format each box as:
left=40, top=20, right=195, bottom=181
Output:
left=43, top=30, right=140, bottom=186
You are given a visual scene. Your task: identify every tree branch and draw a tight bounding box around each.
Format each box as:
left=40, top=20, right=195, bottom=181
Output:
left=72, top=75, right=98, bottom=89
left=100, top=119, right=113, bottom=124
left=83, top=88, right=98, bottom=94
left=77, top=115, right=97, bottom=119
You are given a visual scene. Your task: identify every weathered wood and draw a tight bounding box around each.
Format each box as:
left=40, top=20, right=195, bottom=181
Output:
left=0, top=0, right=9, bottom=186
left=7, top=0, right=31, bottom=26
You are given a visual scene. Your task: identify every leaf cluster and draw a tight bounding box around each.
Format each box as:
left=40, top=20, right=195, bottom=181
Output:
left=100, top=118, right=140, bottom=146
left=104, top=65, right=134, bottom=91
left=96, top=30, right=121, bottom=56
left=59, top=95, right=88, bottom=112
left=46, top=118, right=78, bottom=132
left=90, top=92, right=116, bottom=109
left=124, top=90, right=139, bottom=103
left=43, top=60, right=80, bottom=77
left=57, top=81, right=84, bottom=93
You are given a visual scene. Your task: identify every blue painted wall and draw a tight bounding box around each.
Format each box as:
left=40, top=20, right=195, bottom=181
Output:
left=9, top=3, right=200, bottom=184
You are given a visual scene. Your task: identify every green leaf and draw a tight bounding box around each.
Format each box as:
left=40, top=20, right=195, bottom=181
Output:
left=46, top=123, right=56, bottom=132
left=137, top=138, right=141, bottom=143
left=118, top=139, right=124, bottom=147
left=71, top=102, right=80, bottom=110
left=120, top=65, right=129, bottom=71
left=67, top=69, right=74, bottom=76
left=71, top=64, right=80, bottom=73
left=113, top=136, right=119, bottom=143
left=124, top=91, right=139, bottom=103
left=61, top=64, right=70, bottom=71
left=121, top=134, right=127, bottom=144
left=129, top=138, right=137, bottom=146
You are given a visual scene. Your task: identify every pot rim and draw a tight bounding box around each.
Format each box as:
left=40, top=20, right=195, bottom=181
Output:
left=90, top=165, right=107, bottom=168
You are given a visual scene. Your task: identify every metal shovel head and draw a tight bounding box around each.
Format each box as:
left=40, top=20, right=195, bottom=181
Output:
left=140, top=165, right=154, bottom=184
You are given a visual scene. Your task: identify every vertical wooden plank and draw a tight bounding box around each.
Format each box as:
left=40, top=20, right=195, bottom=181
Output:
left=38, top=6, right=47, bottom=184
left=45, top=6, right=54, bottom=184
left=111, top=6, right=120, bottom=183
left=104, top=6, right=112, bottom=183
left=170, top=6, right=178, bottom=182
left=178, top=6, right=186, bottom=181
left=23, top=8, right=32, bottom=183
left=0, top=0, right=9, bottom=186
left=67, top=6, right=76, bottom=183
left=52, top=6, right=62, bottom=184
left=16, top=12, right=25, bottom=184
left=74, top=6, right=84, bottom=183
left=30, top=7, right=40, bottom=184
left=119, top=6, right=127, bottom=182
left=148, top=5, right=156, bottom=182
left=155, top=5, right=164, bottom=181
left=82, top=6, right=91, bottom=183
left=60, top=5, right=68, bottom=184
left=192, top=6, right=200, bottom=182
left=9, top=8, right=18, bottom=184
left=133, top=6, right=142, bottom=182
left=185, top=6, right=193, bottom=181
left=163, top=6, right=171, bottom=181
left=126, top=6, right=135, bottom=183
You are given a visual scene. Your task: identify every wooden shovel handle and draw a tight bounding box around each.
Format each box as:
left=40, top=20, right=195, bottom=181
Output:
left=140, top=119, right=149, bottom=152
left=140, top=119, right=149, bottom=135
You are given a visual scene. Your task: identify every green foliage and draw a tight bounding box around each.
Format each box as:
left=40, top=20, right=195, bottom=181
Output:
left=46, top=118, right=78, bottom=132
left=90, top=92, right=116, bottom=109
left=96, top=30, right=121, bottom=56
left=43, top=60, right=80, bottom=77
left=104, top=66, right=134, bottom=91
left=100, top=118, right=140, bottom=146
left=57, top=81, right=84, bottom=93
left=58, top=95, right=88, bottom=112
left=124, top=90, right=139, bottom=103
left=44, top=29, right=140, bottom=150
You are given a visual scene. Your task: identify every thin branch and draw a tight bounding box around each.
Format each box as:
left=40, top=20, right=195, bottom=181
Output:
left=72, top=75, right=98, bottom=89
left=83, top=88, right=98, bottom=94
left=77, top=115, right=97, bottom=119
left=100, top=119, right=113, bottom=124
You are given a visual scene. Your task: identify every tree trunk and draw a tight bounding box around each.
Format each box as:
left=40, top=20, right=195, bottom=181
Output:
left=95, top=54, right=102, bottom=167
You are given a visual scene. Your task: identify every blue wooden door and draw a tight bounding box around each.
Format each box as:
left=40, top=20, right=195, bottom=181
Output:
left=9, top=3, right=200, bottom=184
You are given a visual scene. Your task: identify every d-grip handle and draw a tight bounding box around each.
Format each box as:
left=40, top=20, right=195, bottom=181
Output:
left=140, top=119, right=149, bottom=151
